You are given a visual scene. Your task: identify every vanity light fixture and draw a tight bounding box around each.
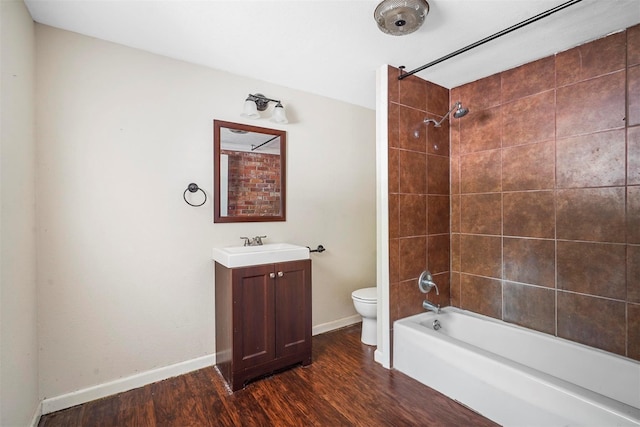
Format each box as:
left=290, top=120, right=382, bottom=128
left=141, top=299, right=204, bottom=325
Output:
left=241, top=93, right=289, bottom=124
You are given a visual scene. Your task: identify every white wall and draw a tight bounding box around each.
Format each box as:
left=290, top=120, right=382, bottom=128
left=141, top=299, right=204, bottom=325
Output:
left=1, top=1, right=39, bottom=425
left=36, top=25, right=376, bottom=400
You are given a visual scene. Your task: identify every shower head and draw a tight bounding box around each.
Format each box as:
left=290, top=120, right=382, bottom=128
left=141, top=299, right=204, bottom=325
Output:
left=453, top=105, right=469, bottom=118
left=424, top=101, right=469, bottom=127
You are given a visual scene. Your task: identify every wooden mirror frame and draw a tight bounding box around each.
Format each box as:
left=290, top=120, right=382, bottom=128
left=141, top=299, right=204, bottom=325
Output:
left=213, top=120, right=286, bottom=223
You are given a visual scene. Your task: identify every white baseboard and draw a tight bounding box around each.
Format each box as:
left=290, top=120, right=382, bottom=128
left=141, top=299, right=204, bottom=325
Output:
left=40, top=318, right=361, bottom=416
left=312, top=314, right=361, bottom=336
left=374, top=348, right=390, bottom=369
left=41, top=354, right=215, bottom=415
left=30, top=400, right=42, bottom=427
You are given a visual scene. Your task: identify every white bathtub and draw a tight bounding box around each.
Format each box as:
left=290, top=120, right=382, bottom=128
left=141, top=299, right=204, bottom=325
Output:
left=394, top=307, right=640, bottom=426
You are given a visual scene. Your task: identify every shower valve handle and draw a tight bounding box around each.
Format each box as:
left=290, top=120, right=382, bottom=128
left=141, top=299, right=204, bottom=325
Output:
left=418, top=270, right=439, bottom=295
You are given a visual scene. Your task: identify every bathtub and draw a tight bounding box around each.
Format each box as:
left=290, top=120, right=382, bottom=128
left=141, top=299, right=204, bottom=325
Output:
left=393, top=307, right=640, bottom=426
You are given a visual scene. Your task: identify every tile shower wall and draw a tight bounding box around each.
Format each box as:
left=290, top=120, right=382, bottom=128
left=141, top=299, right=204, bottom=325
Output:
left=387, top=66, right=451, bottom=327
left=450, top=24, right=640, bottom=361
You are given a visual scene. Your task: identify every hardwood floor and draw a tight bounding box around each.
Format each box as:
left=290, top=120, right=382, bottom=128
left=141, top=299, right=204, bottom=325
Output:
left=39, top=324, right=498, bottom=426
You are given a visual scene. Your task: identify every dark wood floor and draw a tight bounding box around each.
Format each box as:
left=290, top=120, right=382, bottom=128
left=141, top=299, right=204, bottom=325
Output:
left=38, top=324, right=497, bottom=426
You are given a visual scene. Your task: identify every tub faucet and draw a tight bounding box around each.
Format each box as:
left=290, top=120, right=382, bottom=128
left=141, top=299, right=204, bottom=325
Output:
left=423, top=300, right=440, bottom=314
left=419, top=270, right=440, bottom=314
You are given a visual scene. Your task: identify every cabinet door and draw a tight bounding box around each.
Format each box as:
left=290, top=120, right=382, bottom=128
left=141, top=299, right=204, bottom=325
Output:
left=232, top=264, right=275, bottom=369
left=274, top=260, right=312, bottom=358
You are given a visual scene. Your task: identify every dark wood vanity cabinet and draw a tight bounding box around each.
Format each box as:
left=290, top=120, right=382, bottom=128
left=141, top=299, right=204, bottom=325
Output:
left=214, top=259, right=312, bottom=391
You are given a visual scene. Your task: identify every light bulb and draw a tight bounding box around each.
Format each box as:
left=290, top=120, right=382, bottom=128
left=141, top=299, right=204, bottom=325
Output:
left=241, top=99, right=260, bottom=119
left=270, top=102, right=288, bottom=124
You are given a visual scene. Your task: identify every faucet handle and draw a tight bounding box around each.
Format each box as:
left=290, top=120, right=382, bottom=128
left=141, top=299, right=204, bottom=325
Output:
left=430, top=281, right=439, bottom=295
left=254, top=235, right=266, bottom=245
left=418, top=270, right=439, bottom=295
left=240, top=237, right=250, bottom=246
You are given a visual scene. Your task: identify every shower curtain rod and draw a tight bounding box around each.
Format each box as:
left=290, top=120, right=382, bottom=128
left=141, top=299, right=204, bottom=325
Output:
left=398, top=0, right=583, bottom=80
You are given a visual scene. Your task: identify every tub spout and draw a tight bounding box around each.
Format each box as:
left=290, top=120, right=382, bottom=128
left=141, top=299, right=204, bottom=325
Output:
left=423, top=300, right=440, bottom=314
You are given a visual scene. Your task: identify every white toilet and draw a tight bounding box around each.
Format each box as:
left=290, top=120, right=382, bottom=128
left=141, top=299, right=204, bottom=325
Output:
left=351, top=287, right=378, bottom=346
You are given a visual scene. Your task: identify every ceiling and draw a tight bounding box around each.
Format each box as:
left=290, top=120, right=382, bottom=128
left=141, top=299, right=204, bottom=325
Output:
left=220, top=126, right=281, bottom=155
left=24, top=0, right=640, bottom=110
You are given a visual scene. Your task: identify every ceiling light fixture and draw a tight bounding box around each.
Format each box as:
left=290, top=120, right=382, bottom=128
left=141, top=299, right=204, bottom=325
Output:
left=241, top=93, right=289, bottom=124
left=374, top=0, right=429, bottom=36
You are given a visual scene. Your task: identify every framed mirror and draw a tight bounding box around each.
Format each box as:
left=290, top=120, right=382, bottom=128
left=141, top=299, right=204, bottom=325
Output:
left=214, top=120, right=286, bottom=223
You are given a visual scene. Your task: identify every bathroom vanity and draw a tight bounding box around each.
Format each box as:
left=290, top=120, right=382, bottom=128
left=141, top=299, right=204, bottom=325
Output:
left=213, top=245, right=312, bottom=391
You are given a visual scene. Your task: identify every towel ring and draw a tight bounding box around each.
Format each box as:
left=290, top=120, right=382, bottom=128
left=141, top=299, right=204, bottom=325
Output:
left=183, top=183, right=206, bottom=207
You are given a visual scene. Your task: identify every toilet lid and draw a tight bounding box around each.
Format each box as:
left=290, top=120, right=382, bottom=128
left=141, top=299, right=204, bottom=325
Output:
left=352, top=287, right=377, bottom=302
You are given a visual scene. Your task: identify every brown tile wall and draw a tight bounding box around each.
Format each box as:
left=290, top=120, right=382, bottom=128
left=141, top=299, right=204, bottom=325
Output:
left=450, top=25, right=640, bottom=360
left=387, top=65, right=451, bottom=329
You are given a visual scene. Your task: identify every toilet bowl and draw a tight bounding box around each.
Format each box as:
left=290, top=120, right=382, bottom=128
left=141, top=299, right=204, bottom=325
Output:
left=351, top=287, right=377, bottom=346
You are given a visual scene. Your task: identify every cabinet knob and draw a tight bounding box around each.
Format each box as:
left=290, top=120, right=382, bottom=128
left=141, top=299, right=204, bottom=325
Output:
left=269, top=272, right=276, bottom=279
left=277, top=271, right=284, bottom=277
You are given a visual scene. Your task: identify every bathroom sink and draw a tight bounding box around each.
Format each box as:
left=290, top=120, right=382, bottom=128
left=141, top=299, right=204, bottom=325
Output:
left=212, top=243, right=310, bottom=268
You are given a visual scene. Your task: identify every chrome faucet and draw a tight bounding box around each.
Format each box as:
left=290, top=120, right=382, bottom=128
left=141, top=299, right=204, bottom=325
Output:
left=418, top=270, right=439, bottom=294
left=240, top=236, right=267, bottom=246
left=418, top=270, right=440, bottom=314
left=423, top=300, right=440, bottom=314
